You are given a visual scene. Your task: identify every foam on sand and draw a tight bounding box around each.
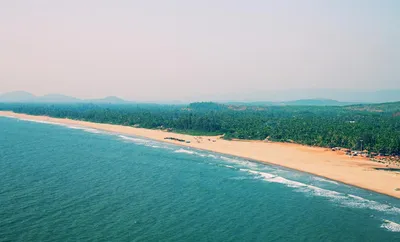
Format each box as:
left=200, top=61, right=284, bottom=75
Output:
left=381, top=220, right=400, bottom=232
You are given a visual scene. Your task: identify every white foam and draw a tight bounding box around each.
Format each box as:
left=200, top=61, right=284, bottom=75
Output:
left=244, top=169, right=276, bottom=179
left=59, top=124, right=103, bottom=134
left=119, top=135, right=149, bottom=144
left=174, top=149, right=195, bottom=155
left=19, top=118, right=60, bottom=126
left=220, top=156, right=260, bottom=169
left=313, top=177, right=339, bottom=185
left=241, top=169, right=400, bottom=215
left=341, top=196, right=400, bottom=214
left=224, top=165, right=235, bottom=169
left=64, top=125, right=82, bottom=130
left=16, top=118, right=104, bottom=135
left=81, top=128, right=102, bottom=134
left=381, top=220, right=400, bottom=232
left=229, top=176, right=251, bottom=180
left=2, top=115, right=18, bottom=119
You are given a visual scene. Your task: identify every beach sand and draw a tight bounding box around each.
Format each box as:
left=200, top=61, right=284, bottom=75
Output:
left=1, top=111, right=399, bottom=198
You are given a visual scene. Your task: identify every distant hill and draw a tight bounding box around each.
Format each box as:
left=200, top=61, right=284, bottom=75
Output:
left=225, top=99, right=357, bottom=106
left=224, top=101, right=276, bottom=106
left=188, top=100, right=400, bottom=114
left=281, top=99, right=355, bottom=106
left=0, top=91, right=36, bottom=102
left=188, top=102, right=226, bottom=111
left=87, top=96, right=130, bottom=104
left=0, top=92, right=81, bottom=103
left=36, top=94, right=81, bottom=103
left=231, top=89, right=400, bottom=103
left=0, top=92, right=128, bottom=104
left=1, top=90, right=398, bottom=105
left=345, top=101, right=400, bottom=113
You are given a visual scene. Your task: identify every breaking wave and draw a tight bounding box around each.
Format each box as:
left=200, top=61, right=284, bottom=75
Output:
left=19, top=118, right=60, bottom=126
left=174, top=149, right=195, bottom=155
left=67, top=126, right=102, bottom=134
left=313, top=177, right=339, bottom=185
left=17, top=118, right=104, bottom=134
left=381, top=220, right=400, bottom=232
left=241, top=169, right=400, bottom=215
left=119, top=135, right=149, bottom=144
left=220, top=156, right=260, bottom=169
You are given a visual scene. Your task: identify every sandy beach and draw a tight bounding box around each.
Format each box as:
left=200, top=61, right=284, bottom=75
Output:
left=1, top=110, right=399, bottom=199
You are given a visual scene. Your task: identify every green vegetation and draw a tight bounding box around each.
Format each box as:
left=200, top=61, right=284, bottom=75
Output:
left=1, top=101, right=399, bottom=155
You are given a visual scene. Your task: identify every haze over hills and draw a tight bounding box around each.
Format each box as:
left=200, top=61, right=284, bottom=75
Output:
left=87, top=96, right=131, bottom=104
left=226, top=99, right=356, bottom=106
left=0, top=91, right=132, bottom=104
left=37, top=94, right=80, bottom=103
left=0, top=90, right=399, bottom=106
left=280, top=99, right=355, bottom=106
left=0, top=91, right=36, bottom=102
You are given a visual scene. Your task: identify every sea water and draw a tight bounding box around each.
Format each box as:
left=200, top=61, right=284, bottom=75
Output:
left=0, top=117, right=399, bottom=241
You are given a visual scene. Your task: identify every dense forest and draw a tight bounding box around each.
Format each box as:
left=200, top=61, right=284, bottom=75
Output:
left=1, top=102, right=399, bottom=155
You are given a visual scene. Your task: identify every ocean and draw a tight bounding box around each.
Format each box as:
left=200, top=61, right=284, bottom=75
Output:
left=0, top=116, right=399, bottom=241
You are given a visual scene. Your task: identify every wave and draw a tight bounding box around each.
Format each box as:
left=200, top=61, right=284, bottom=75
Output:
left=169, top=151, right=263, bottom=169
left=219, top=156, right=260, bottom=169
left=119, top=135, right=149, bottom=144
left=174, top=149, right=195, bottom=155
left=118, top=135, right=177, bottom=152
left=313, top=177, right=339, bottom=185
left=229, top=176, right=252, bottom=180
left=60, top=124, right=103, bottom=134
left=82, top=128, right=102, bottom=134
left=381, top=220, right=400, bottom=232
left=64, top=125, right=82, bottom=130
left=19, top=118, right=60, bottom=126
left=224, top=165, right=235, bottom=169
left=17, top=118, right=104, bottom=135
left=342, top=195, right=400, bottom=214
left=70, top=126, right=102, bottom=133
left=241, top=169, right=400, bottom=215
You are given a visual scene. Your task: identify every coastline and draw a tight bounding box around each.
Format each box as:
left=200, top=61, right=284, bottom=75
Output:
left=1, top=110, right=399, bottom=199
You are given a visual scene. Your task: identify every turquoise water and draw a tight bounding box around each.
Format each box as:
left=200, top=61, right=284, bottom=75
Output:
left=1, top=117, right=400, bottom=241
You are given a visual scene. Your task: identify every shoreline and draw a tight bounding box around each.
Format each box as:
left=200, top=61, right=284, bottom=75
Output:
left=1, top=111, right=399, bottom=199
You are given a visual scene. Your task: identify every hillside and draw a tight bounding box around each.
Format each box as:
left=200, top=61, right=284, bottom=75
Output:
left=87, top=96, right=130, bottom=104
left=345, top=101, right=400, bottom=114
left=0, top=91, right=36, bottom=102
left=37, top=94, right=81, bottom=103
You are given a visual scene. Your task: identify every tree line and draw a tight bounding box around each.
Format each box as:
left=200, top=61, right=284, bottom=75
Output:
left=1, top=102, right=399, bottom=155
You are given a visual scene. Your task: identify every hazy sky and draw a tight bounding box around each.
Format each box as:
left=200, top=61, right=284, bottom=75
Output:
left=1, top=0, right=399, bottom=101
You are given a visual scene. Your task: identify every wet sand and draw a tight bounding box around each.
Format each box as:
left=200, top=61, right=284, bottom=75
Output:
left=1, top=111, right=399, bottom=198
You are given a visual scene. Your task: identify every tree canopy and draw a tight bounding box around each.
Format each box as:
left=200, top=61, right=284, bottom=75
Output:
left=1, top=101, right=399, bottom=155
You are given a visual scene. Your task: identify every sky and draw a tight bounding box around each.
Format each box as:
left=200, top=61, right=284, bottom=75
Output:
left=0, top=0, right=399, bottom=102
